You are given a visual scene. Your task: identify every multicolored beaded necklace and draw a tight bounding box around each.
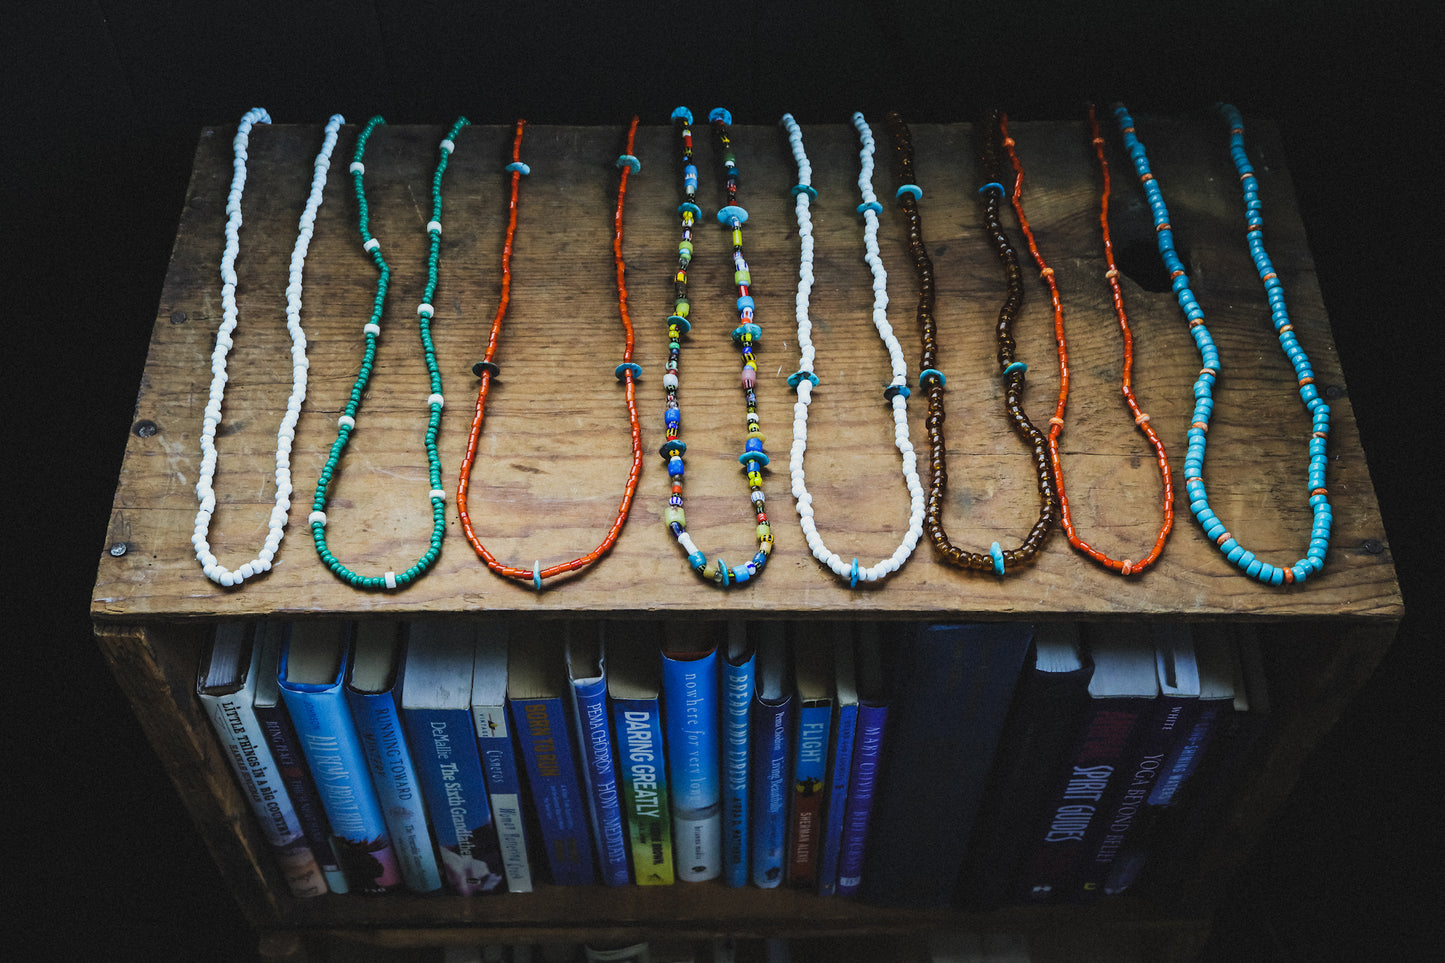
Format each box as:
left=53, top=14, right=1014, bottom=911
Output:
left=883, top=110, right=1058, bottom=575
left=999, top=111, right=1175, bottom=576
left=308, top=116, right=467, bottom=590
left=193, top=109, right=343, bottom=587
left=780, top=111, right=924, bottom=586
left=660, top=107, right=773, bottom=586
left=455, top=118, right=646, bottom=589
left=1113, top=104, right=1331, bottom=585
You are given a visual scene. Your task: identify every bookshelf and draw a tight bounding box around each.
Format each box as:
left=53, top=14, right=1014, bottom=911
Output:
left=91, top=117, right=1402, bottom=958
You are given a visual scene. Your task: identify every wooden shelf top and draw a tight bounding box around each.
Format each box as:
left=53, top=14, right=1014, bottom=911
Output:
left=93, top=116, right=1402, bottom=624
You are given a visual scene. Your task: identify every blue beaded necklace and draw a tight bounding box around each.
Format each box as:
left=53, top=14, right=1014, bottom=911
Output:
left=308, top=117, right=468, bottom=590
left=1113, top=104, right=1331, bottom=585
left=660, top=107, right=773, bottom=587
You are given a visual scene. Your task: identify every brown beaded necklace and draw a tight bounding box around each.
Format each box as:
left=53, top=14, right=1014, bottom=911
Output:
left=883, top=110, right=1057, bottom=574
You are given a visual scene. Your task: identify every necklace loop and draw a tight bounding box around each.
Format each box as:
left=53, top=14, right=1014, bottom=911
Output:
left=193, top=110, right=343, bottom=587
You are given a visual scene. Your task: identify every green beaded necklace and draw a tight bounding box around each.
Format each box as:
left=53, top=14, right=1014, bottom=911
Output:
left=309, top=116, right=467, bottom=590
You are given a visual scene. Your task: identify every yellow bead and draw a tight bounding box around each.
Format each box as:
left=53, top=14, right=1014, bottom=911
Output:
left=732, top=228, right=743, bottom=247
left=702, top=559, right=718, bottom=579
left=665, top=506, right=686, bottom=527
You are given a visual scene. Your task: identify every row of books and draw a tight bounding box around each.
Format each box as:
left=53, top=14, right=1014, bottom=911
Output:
left=196, top=617, right=1267, bottom=905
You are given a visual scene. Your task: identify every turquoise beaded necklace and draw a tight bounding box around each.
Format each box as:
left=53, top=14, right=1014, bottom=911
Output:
left=308, top=117, right=468, bottom=590
left=660, top=107, right=773, bottom=586
left=1114, top=104, right=1331, bottom=585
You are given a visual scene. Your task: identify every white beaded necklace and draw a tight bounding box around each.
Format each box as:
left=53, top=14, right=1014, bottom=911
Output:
left=192, top=109, right=344, bottom=587
left=781, top=111, right=925, bottom=587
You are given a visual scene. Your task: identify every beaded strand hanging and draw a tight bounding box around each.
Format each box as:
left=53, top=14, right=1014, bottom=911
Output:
left=998, top=110, right=1175, bottom=576
left=1113, top=103, right=1331, bottom=585
left=193, top=109, right=344, bottom=587
left=660, top=107, right=773, bottom=586
left=455, top=118, right=646, bottom=589
left=780, top=111, right=924, bottom=586
left=308, top=116, right=467, bottom=590
left=882, top=110, right=1058, bottom=575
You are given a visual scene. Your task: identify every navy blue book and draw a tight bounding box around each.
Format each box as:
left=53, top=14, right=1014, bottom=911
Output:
left=721, top=619, right=757, bottom=888
left=509, top=626, right=596, bottom=886
left=661, top=625, right=722, bottom=882
left=836, top=623, right=889, bottom=898
left=567, top=621, right=631, bottom=887
left=817, top=624, right=858, bottom=896
left=749, top=623, right=792, bottom=889
left=859, top=622, right=1034, bottom=908
left=606, top=623, right=676, bottom=885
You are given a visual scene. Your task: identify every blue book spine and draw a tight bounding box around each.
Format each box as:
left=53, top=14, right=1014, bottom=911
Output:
left=278, top=656, right=402, bottom=894
left=1148, top=702, right=1227, bottom=807
left=817, top=699, right=858, bottom=895
left=661, top=646, right=722, bottom=882
left=404, top=705, right=506, bottom=895
left=347, top=687, right=442, bottom=893
left=511, top=696, right=596, bottom=886
left=472, top=702, right=534, bottom=892
left=835, top=702, right=888, bottom=897
left=252, top=700, right=346, bottom=895
left=572, top=674, right=631, bottom=887
left=721, top=648, right=756, bottom=888
left=749, top=695, right=792, bottom=888
left=611, top=696, right=676, bottom=885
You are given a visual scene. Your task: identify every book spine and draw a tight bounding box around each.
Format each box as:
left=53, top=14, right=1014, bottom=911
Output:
left=472, top=701, right=534, bottom=892
left=661, top=647, right=721, bottom=882
left=786, top=700, right=831, bottom=887
left=749, top=694, right=792, bottom=888
left=199, top=692, right=328, bottom=898
left=817, top=699, right=858, bottom=895
left=721, top=650, right=756, bottom=888
left=347, top=688, right=442, bottom=893
left=278, top=683, right=402, bottom=894
left=572, top=675, right=631, bottom=887
left=252, top=699, right=346, bottom=894
left=404, top=705, right=506, bottom=895
left=835, top=702, right=887, bottom=897
left=511, top=696, right=596, bottom=886
left=612, top=697, right=676, bottom=885
left=1148, top=701, right=1228, bottom=807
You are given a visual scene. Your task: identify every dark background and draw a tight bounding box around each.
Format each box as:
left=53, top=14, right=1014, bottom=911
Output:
left=7, top=2, right=1437, bottom=959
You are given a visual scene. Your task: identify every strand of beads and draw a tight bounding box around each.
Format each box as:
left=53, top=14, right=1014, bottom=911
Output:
left=1113, top=104, right=1329, bottom=584
left=999, top=110, right=1174, bottom=576
left=193, top=110, right=343, bottom=587
left=456, top=118, right=645, bottom=588
left=780, top=111, right=924, bottom=586
left=660, top=107, right=773, bottom=586
left=309, top=116, right=467, bottom=590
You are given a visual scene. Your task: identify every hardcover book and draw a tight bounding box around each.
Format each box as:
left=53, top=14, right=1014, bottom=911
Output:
left=835, top=622, right=890, bottom=898
left=345, top=621, right=443, bottom=893
left=278, top=621, right=402, bottom=894
left=721, top=619, right=757, bottom=888
left=1013, top=623, right=1158, bottom=904
left=817, top=624, right=858, bottom=896
left=957, top=621, right=1092, bottom=908
left=197, top=623, right=328, bottom=898
left=786, top=623, right=834, bottom=889
left=402, top=622, right=506, bottom=895
left=661, top=626, right=722, bottom=882
left=470, top=623, right=534, bottom=893
left=251, top=621, right=347, bottom=894
left=567, top=621, right=631, bottom=887
left=606, top=622, right=675, bottom=885
left=509, top=625, right=596, bottom=886
left=749, top=622, right=792, bottom=889
left=859, top=621, right=1034, bottom=908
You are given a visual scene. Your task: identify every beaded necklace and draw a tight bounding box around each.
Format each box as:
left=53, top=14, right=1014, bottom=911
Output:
left=193, top=109, right=343, bottom=587
left=999, top=110, right=1174, bottom=576
left=308, top=116, right=467, bottom=591
left=1113, top=104, right=1331, bottom=585
left=455, top=118, right=645, bottom=589
left=780, top=111, right=924, bottom=586
left=660, top=107, right=773, bottom=586
left=882, top=110, right=1057, bottom=575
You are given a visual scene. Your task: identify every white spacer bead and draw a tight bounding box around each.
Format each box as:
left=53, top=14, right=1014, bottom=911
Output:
left=363, top=238, right=380, bottom=252
left=429, top=489, right=447, bottom=501
left=349, top=161, right=365, bottom=175
left=426, top=220, right=442, bottom=235
left=308, top=511, right=327, bottom=527
left=417, top=302, right=434, bottom=318
left=337, top=415, right=355, bottom=429
left=439, top=138, right=455, bottom=154
left=427, top=393, right=445, bottom=408
left=384, top=571, right=397, bottom=589
left=364, top=323, right=381, bottom=337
